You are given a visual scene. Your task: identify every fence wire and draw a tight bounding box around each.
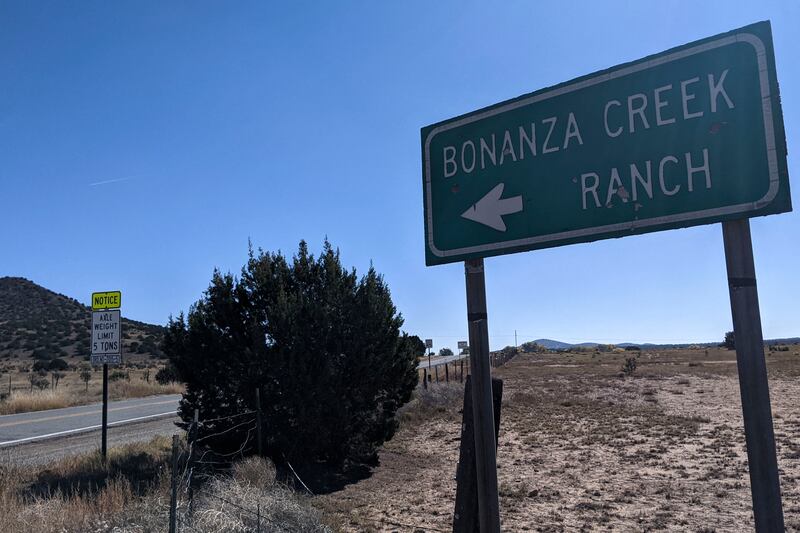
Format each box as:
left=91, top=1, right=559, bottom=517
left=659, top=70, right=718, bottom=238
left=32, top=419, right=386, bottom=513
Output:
left=169, top=406, right=280, bottom=533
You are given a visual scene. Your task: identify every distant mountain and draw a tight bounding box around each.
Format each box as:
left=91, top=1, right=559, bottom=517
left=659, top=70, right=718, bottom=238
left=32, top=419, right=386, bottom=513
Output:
left=530, top=337, right=799, bottom=350
left=0, top=277, right=165, bottom=365
left=765, top=337, right=800, bottom=346
left=532, top=339, right=576, bottom=350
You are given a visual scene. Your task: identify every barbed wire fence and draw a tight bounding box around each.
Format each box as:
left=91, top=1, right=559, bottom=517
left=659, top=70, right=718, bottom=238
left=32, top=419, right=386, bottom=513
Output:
left=165, top=393, right=323, bottom=533
left=421, top=347, right=518, bottom=390
left=165, top=398, right=265, bottom=532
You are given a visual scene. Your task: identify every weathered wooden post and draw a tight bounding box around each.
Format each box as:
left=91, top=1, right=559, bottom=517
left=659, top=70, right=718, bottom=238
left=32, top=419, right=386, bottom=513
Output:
left=463, top=259, right=501, bottom=532
left=453, top=375, right=503, bottom=532
left=723, top=219, right=784, bottom=531
left=169, top=434, right=179, bottom=533
left=256, top=388, right=263, bottom=456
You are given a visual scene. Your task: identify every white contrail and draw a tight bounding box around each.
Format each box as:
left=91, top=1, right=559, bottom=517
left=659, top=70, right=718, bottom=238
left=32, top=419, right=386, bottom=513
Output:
left=88, top=176, right=136, bottom=187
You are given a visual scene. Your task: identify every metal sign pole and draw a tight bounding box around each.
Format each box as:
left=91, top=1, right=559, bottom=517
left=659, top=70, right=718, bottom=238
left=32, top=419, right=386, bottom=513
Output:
left=722, top=218, right=784, bottom=531
left=464, top=258, right=501, bottom=533
left=101, top=362, right=108, bottom=460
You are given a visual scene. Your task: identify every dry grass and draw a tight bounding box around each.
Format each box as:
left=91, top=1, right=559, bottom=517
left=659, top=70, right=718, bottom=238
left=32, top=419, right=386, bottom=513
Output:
left=182, top=457, right=331, bottom=532
left=0, top=389, right=73, bottom=415
left=0, top=435, right=174, bottom=532
left=109, top=379, right=183, bottom=401
left=0, top=437, right=332, bottom=532
left=398, top=382, right=464, bottom=426
left=0, top=369, right=183, bottom=415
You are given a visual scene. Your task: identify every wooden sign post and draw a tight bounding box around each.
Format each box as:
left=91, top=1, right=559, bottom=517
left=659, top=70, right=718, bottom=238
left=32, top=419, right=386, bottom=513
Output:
left=722, top=219, right=784, bottom=531
left=464, top=258, right=500, bottom=532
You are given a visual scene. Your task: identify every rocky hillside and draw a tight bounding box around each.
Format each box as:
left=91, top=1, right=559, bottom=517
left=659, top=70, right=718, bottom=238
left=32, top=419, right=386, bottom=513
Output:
left=0, top=277, right=164, bottom=364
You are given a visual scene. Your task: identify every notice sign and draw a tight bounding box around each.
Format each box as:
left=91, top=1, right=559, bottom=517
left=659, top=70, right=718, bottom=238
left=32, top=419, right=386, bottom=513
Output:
left=91, top=310, right=122, bottom=365
left=458, top=341, right=468, bottom=350
left=92, top=291, right=121, bottom=311
left=425, top=338, right=433, bottom=349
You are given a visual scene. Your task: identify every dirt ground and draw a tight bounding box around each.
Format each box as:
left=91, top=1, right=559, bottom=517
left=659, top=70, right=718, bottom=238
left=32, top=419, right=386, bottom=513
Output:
left=318, top=347, right=800, bottom=532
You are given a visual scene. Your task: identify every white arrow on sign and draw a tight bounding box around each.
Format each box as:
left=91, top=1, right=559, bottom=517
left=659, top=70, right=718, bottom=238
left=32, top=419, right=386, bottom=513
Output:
left=461, top=183, right=523, bottom=232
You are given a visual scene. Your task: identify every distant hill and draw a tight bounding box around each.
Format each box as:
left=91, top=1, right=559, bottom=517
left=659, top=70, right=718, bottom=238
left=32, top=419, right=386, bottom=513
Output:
left=532, top=339, right=575, bottom=350
left=531, top=337, right=799, bottom=350
left=0, top=277, right=165, bottom=365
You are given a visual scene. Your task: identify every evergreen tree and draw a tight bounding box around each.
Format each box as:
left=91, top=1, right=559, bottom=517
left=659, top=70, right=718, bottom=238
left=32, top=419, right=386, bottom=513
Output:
left=163, top=240, right=418, bottom=465
left=723, top=330, right=735, bottom=350
left=408, top=335, right=426, bottom=358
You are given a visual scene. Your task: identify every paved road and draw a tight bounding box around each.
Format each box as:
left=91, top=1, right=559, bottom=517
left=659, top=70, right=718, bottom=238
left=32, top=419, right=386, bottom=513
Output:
left=418, top=353, right=469, bottom=368
left=0, top=394, right=181, bottom=447
left=0, top=415, right=180, bottom=466
left=0, top=360, right=469, bottom=462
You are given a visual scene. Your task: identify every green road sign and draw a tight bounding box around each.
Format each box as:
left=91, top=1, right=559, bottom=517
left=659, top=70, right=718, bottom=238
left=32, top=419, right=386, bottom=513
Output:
left=422, top=21, right=790, bottom=266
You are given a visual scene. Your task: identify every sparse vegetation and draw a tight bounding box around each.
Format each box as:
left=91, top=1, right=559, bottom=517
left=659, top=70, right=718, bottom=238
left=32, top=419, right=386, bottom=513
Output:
left=519, top=341, right=547, bottom=353
left=28, top=370, right=49, bottom=391
left=79, top=366, right=92, bottom=391
left=108, top=369, right=129, bottom=382
left=50, top=371, right=65, bottom=389
left=320, top=347, right=800, bottom=531
left=0, top=277, right=166, bottom=362
left=621, top=356, right=637, bottom=376
left=0, top=437, right=331, bottom=532
left=0, top=275, right=181, bottom=412
left=0, top=370, right=183, bottom=415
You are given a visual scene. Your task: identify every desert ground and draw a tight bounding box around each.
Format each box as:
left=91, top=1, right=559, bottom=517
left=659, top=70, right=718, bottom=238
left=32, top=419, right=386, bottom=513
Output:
left=319, top=346, right=800, bottom=532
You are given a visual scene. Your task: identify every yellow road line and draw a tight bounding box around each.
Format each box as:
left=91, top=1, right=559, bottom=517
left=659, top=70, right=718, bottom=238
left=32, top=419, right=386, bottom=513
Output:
left=0, top=399, right=177, bottom=428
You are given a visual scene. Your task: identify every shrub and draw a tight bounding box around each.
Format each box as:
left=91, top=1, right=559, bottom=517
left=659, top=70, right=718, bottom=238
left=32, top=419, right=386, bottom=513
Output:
left=163, top=240, right=418, bottom=465
left=80, top=366, right=92, bottom=391
left=51, top=371, right=65, bottom=389
left=28, top=371, right=49, bottom=391
left=154, top=365, right=179, bottom=385
left=407, top=336, right=426, bottom=358
left=439, top=347, right=454, bottom=357
left=48, top=358, right=69, bottom=371
left=31, top=356, right=69, bottom=372
left=31, top=360, right=49, bottom=372
left=109, top=370, right=129, bottom=382
left=520, top=341, right=546, bottom=353
left=621, top=356, right=637, bottom=377
left=31, top=348, right=51, bottom=360
left=723, top=331, right=735, bottom=350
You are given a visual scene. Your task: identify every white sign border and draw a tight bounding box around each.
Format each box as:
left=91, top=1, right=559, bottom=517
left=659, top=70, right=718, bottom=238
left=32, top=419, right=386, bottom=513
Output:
left=91, top=310, right=122, bottom=357
left=424, top=32, right=779, bottom=259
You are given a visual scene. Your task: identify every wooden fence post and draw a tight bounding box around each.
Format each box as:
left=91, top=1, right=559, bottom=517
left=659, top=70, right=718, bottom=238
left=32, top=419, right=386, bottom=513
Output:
left=256, top=388, right=263, bottom=457
left=423, top=368, right=428, bottom=390
left=187, top=409, right=198, bottom=513
left=445, top=363, right=450, bottom=383
left=169, top=434, right=179, bottom=533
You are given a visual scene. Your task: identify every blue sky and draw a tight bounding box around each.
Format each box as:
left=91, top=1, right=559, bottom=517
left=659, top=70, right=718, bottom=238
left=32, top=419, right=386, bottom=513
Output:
left=1, top=1, right=798, bottom=351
